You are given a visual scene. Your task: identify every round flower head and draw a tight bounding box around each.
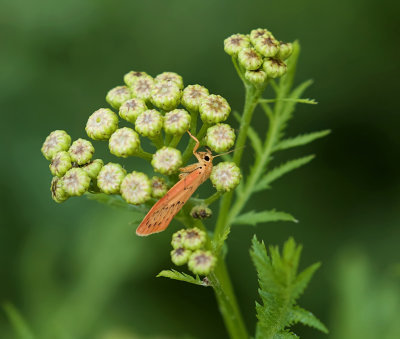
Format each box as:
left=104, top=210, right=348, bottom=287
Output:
left=86, top=108, right=119, bottom=141
left=210, top=162, right=241, bottom=192
left=151, top=147, right=182, bottom=175
left=49, top=151, right=72, bottom=177
left=50, top=177, right=69, bottom=203
left=182, top=227, right=207, bottom=250
left=109, top=127, right=140, bottom=157
left=41, top=130, right=71, bottom=160
left=164, top=109, right=191, bottom=135
left=190, top=204, right=212, bottom=220
left=135, top=110, right=163, bottom=138
left=150, top=176, right=168, bottom=199
left=82, top=159, right=103, bottom=179
left=69, top=138, right=94, bottom=165
left=150, top=81, right=181, bottom=111
left=238, top=47, right=263, bottom=71
left=106, top=86, right=131, bottom=110
left=263, top=58, right=287, bottom=78
left=63, top=168, right=91, bottom=197
left=131, top=75, right=154, bottom=101
left=188, top=250, right=216, bottom=275
left=277, top=42, right=293, bottom=60
left=124, top=71, right=149, bottom=87
left=245, top=69, right=267, bottom=85
left=119, top=98, right=147, bottom=123
left=155, top=72, right=184, bottom=89
left=171, top=247, right=191, bottom=266
left=199, top=94, right=231, bottom=124
left=97, top=163, right=126, bottom=194
left=120, top=171, right=151, bottom=205
left=254, top=35, right=280, bottom=58
left=224, top=34, right=250, bottom=56
left=181, top=85, right=209, bottom=112
left=171, top=229, right=187, bottom=249
left=205, top=123, right=235, bottom=153
left=249, top=28, right=272, bottom=45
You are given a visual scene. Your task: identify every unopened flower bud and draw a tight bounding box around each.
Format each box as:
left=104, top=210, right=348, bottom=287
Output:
left=205, top=123, right=235, bottom=153
left=151, top=147, right=182, bottom=175
left=164, top=109, right=191, bottom=135
left=277, top=42, right=293, bottom=60
left=119, top=98, right=147, bottom=123
left=50, top=177, right=69, bottom=203
left=41, top=130, right=71, bottom=160
left=109, top=127, right=140, bottom=157
left=210, top=162, right=241, bottom=192
left=49, top=151, right=72, bottom=177
left=155, top=72, right=184, bottom=89
left=249, top=28, right=272, bottom=45
left=63, top=168, right=91, bottom=196
left=106, top=86, right=131, bottom=109
left=150, top=81, right=181, bottom=111
left=224, top=34, right=250, bottom=56
left=82, top=159, right=103, bottom=179
left=124, top=71, right=149, bottom=87
left=130, top=75, right=154, bottom=101
left=171, top=247, right=191, bottom=266
left=86, top=108, right=119, bottom=141
left=190, top=204, right=212, bottom=220
left=97, top=163, right=126, bottom=194
left=120, top=171, right=151, bottom=205
left=183, top=227, right=206, bottom=250
left=263, top=58, right=287, bottom=78
left=171, top=229, right=187, bottom=249
left=69, top=138, right=94, bottom=165
left=245, top=69, right=267, bottom=85
left=188, top=250, right=216, bottom=275
left=254, top=35, right=280, bottom=57
left=150, top=176, right=168, bottom=199
left=238, top=47, right=263, bottom=71
left=199, top=95, right=231, bottom=124
left=181, top=85, right=209, bottom=112
left=135, top=109, right=163, bottom=138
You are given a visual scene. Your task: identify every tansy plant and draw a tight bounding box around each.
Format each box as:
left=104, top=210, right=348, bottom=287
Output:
left=41, top=28, right=329, bottom=338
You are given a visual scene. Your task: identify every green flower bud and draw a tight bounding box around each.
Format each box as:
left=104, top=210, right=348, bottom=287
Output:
left=190, top=204, right=212, bottom=220
left=224, top=34, right=250, bottom=56
left=135, top=109, right=163, bottom=138
left=120, top=171, right=151, bottom=205
left=245, top=69, right=267, bottom=85
left=106, top=86, right=132, bottom=110
left=263, top=58, right=287, bottom=78
left=50, top=176, right=69, bottom=203
left=199, top=94, right=231, bottom=124
left=118, top=98, right=147, bottom=123
left=210, top=162, right=241, bottom=192
left=97, top=163, right=126, bottom=194
left=155, top=72, right=184, bottom=89
left=277, top=42, right=293, bottom=60
left=171, top=247, right=191, bottom=266
left=109, top=127, right=140, bottom=157
left=254, top=35, right=280, bottom=58
left=63, top=168, right=91, bottom=196
left=183, top=227, right=206, bottom=251
left=150, top=81, right=181, bottom=111
left=205, top=123, right=235, bottom=153
left=181, top=85, right=209, bottom=112
left=69, top=138, right=94, bottom=165
left=131, top=75, right=154, bottom=101
left=124, top=71, right=149, bottom=87
left=238, top=47, right=263, bottom=71
left=41, top=130, right=71, bottom=160
left=171, top=229, right=187, bottom=249
left=150, top=176, right=168, bottom=199
left=86, top=108, right=119, bottom=141
left=81, top=159, right=103, bottom=179
left=249, top=28, right=272, bottom=45
left=49, top=151, right=72, bottom=177
left=188, top=250, right=216, bottom=275
left=164, top=109, right=191, bottom=135
left=151, top=147, right=182, bottom=175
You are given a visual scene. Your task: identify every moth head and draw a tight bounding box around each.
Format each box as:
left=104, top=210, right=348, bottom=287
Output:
left=198, top=149, right=214, bottom=163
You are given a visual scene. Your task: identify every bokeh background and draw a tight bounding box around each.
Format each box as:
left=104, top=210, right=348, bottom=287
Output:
left=1, top=0, right=399, bottom=338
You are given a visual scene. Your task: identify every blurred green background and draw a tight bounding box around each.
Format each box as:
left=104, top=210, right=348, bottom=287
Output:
left=1, top=0, right=399, bottom=338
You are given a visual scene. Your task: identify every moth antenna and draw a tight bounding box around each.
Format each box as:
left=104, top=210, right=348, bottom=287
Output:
left=213, top=145, right=245, bottom=158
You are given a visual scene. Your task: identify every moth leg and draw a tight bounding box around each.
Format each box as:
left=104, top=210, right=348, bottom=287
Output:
left=179, top=163, right=199, bottom=173
left=187, top=130, right=200, bottom=154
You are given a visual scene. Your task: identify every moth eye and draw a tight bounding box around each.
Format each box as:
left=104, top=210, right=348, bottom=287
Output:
left=204, top=155, right=210, bottom=161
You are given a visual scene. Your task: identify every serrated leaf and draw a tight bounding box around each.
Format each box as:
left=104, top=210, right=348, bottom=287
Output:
left=292, top=262, right=321, bottom=299
left=288, top=306, right=328, bottom=333
left=274, top=130, right=331, bottom=152
left=157, top=269, right=208, bottom=287
left=3, top=303, right=35, bottom=339
left=234, top=210, right=297, bottom=226
left=274, top=331, right=299, bottom=339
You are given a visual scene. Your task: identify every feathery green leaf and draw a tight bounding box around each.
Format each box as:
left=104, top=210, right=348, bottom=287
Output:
left=233, top=210, right=298, bottom=226
left=288, top=306, right=329, bottom=333
left=157, top=270, right=208, bottom=287
left=274, top=130, right=331, bottom=152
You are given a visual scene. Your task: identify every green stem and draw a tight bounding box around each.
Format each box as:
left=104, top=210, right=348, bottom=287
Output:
left=168, top=134, right=182, bottom=148
left=204, top=191, right=222, bottom=206
left=134, top=148, right=153, bottom=161
left=150, top=133, right=164, bottom=149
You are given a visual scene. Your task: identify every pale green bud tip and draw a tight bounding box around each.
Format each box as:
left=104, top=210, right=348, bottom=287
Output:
left=188, top=250, right=216, bottom=275
left=181, top=84, right=209, bottom=112
left=96, top=163, right=126, bottom=194
left=190, top=204, right=212, bottom=220
left=205, top=123, right=235, bottom=153
left=151, top=147, right=182, bottom=175
left=245, top=69, right=267, bottom=85
left=124, top=71, right=149, bottom=87
left=278, top=42, right=293, bottom=60
left=155, top=72, right=184, bottom=89
left=63, top=168, right=91, bottom=196
left=150, top=176, right=168, bottom=199
left=164, top=109, right=191, bottom=135
left=131, top=75, right=154, bottom=101
left=211, top=162, right=241, bottom=192
left=238, top=48, right=263, bottom=71
left=171, top=247, right=191, bottom=266
left=49, top=151, right=72, bottom=177
left=120, top=171, right=151, bottom=205
left=119, top=98, right=147, bottom=123
left=199, top=94, right=231, bottom=124
left=263, top=58, right=287, bottom=78
left=50, top=177, right=69, bottom=203
left=249, top=28, right=273, bottom=45
left=86, top=108, right=119, bottom=141
left=109, top=127, right=140, bottom=157
left=183, top=227, right=207, bottom=251
left=254, top=35, right=280, bottom=58
left=106, top=86, right=132, bottom=110
left=171, top=229, right=187, bottom=249
left=224, top=34, right=250, bottom=56
left=69, top=138, right=94, bottom=165
left=150, top=81, right=181, bottom=111
left=41, top=130, right=71, bottom=160
left=82, top=159, right=103, bottom=179
left=135, top=110, right=163, bottom=137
